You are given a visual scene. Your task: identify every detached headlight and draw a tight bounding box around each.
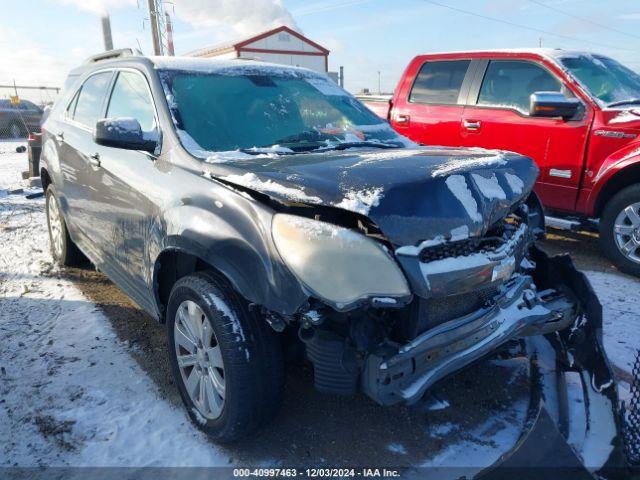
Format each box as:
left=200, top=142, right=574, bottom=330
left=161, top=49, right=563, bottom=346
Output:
left=272, top=214, right=410, bottom=309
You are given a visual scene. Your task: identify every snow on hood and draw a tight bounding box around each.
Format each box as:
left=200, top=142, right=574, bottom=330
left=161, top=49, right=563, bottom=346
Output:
left=220, top=172, right=322, bottom=204
left=204, top=146, right=539, bottom=246
left=607, top=108, right=640, bottom=125
left=333, top=187, right=385, bottom=216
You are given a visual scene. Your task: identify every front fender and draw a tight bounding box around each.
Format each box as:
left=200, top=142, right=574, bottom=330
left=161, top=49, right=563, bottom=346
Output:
left=153, top=198, right=308, bottom=316
left=585, top=142, right=640, bottom=215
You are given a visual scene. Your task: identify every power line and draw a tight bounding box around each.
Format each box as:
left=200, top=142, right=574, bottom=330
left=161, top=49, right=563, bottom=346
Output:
left=528, top=0, right=640, bottom=41
left=420, top=0, right=640, bottom=54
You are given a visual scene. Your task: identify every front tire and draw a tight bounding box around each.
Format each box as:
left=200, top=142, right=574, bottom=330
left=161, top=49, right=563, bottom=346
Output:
left=45, top=186, right=83, bottom=267
left=600, top=184, right=640, bottom=276
left=166, top=271, right=284, bottom=442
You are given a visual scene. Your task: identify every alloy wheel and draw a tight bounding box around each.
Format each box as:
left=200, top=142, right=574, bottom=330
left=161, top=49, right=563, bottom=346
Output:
left=613, top=202, right=640, bottom=264
left=174, top=300, right=225, bottom=419
left=47, top=195, right=64, bottom=259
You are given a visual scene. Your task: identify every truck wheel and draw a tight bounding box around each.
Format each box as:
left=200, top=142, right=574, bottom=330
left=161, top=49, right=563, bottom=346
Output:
left=45, top=186, right=83, bottom=267
left=600, top=184, right=640, bottom=276
left=166, top=271, right=284, bottom=442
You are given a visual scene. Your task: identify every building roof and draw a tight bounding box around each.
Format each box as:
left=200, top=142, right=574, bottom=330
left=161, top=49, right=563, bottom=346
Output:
left=187, top=25, right=330, bottom=58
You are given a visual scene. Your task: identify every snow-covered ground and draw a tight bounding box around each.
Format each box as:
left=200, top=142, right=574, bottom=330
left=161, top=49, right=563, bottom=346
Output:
left=0, top=142, right=234, bottom=467
left=0, top=141, right=637, bottom=469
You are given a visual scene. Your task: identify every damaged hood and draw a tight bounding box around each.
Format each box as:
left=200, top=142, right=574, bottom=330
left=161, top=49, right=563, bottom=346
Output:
left=208, top=146, right=539, bottom=246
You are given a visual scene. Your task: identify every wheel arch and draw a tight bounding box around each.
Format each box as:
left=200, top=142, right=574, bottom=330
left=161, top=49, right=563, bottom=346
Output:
left=40, top=166, right=52, bottom=192
left=152, top=238, right=307, bottom=322
left=593, top=161, right=640, bottom=218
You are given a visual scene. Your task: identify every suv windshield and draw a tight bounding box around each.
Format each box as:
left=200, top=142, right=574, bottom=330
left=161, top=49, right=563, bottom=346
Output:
left=158, top=68, right=405, bottom=154
left=559, top=54, right=640, bottom=107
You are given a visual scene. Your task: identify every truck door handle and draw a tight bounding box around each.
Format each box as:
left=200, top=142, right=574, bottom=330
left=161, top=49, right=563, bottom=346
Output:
left=89, top=153, right=101, bottom=168
left=394, top=114, right=410, bottom=125
left=463, top=119, right=481, bottom=130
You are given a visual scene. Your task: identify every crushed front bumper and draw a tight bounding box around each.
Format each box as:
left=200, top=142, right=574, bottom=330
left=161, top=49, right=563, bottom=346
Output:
left=362, top=264, right=578, bottom=406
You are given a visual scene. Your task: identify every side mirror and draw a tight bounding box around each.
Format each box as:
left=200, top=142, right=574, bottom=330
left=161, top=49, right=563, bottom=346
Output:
left=530, top=92, right=580, bottom=120
left=94, top=117, right=157, bottom=153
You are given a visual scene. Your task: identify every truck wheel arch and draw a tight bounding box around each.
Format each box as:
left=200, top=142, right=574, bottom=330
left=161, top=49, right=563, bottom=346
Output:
left=593, top=161, right=640, bottom=218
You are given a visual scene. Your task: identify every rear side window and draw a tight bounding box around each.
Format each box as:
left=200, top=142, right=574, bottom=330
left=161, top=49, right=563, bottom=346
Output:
left=477, top=60, right=562, bottom=114
left=106, top=71, right=156, bottom=132
left=72, top=72, right=112, bottom=128
left=409, top=60, right=471, bottom=105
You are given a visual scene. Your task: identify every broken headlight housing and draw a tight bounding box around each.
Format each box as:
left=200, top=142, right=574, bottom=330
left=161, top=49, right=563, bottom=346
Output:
left=271, top=214, right=410, bottom=310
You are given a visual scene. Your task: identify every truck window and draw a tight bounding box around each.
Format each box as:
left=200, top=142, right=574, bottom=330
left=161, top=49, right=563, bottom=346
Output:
left=106, top=71, right=156, bottom=132
left=409, top=60, right=470, bottom=105
left=477, top=60, right=561, bottom=114
left=73, top=72, right=112, bottom=128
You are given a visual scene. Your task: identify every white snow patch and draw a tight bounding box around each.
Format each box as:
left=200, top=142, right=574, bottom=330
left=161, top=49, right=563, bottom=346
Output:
left=333, top=187, right=384, bottom=216
left=450, top=225, right=470, bottom=241
left=432, top=155, right=507, bottom=177
left=372, top=297, right=398, bottom=305
left=422, top=399, right=529, bottom=475
left=429, top=423, right=456, bottom=438
left=608, top=108, right=640, bottom=125
left=584, top=270, right=640, bottom=376
left=204, top=292, right=249, bottom=361
left=221, top=172, right=322, bottom=204
left=445, top=175, right=482, bottom=222
left=349, top=148, right=422, bottom=167
left=305, top=77, right=349, bottom=97
left=395, top=226, right=470, bottom=256
left=504, top=172, right=525, bottom=195
left=471, top=173, right=506, bottom=200
left=386, top=443, right=407, bottom=455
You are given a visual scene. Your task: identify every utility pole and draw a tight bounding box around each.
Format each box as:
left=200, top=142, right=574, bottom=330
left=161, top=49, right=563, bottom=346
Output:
left=165, top=11, right=175, bottom=56
left=147, top=0, right=162, bottom=55
left=101, top=14, right=114, bottom=51
left=339, top=66, right=344, bottom=88
left=377, top=71, right=381, bottom=95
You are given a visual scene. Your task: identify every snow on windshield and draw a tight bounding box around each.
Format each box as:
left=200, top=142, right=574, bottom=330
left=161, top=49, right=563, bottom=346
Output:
left=156, top=62, right=408, bottom=159
left=556, top=53, right=640, bottom=107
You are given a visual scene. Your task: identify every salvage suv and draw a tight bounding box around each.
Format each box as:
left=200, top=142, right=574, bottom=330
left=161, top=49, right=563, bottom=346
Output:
left=360, top=49, right=640, bottom=276
left=40, top=50, right=622, bottom=460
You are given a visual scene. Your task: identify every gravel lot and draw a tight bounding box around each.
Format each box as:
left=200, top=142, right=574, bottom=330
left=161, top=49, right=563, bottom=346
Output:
left=1, top=142, right=637, bottom=473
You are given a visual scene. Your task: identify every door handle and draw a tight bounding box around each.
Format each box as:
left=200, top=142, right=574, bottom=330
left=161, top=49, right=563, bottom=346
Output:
left=89, top=153, right=101, bottom=168
left=394, top=113, right=410, bottom=125
left=462, top=119, right=481, bottom=130
left=55, top=132, right=64, bottom=142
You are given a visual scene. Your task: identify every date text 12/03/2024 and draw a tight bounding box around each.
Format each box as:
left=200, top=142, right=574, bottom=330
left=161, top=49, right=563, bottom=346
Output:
left=233, top=468, right=401, bottom=477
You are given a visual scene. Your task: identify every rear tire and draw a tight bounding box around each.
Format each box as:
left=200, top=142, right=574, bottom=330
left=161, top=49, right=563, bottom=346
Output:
left=45, top=186, right=83, bottom=267
left=166, top=271, right=284, bottom=442
left=600, top=184, right=640, bottom=277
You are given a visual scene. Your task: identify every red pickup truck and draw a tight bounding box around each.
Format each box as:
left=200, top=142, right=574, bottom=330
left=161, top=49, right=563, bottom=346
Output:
left=359, top=49, right=640, bottom=276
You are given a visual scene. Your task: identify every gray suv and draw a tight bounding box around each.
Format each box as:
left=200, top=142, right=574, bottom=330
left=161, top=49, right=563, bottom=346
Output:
left=40, top=49, right=621, bottom=455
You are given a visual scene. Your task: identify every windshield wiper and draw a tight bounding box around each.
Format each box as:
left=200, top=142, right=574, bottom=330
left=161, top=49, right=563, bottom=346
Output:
left=607, top=98, right=640, bottom=108
left=318, top=141, right=403, bottom=152
left=272, top=129, right=338, bottom=144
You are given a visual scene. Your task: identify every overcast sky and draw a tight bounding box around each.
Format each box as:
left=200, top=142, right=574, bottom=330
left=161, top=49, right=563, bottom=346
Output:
left=1, top=0, right=640, bottom=97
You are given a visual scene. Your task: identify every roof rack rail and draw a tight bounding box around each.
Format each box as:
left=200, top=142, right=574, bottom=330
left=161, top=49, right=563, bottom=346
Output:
left=84, top=48, right=142, bottom=64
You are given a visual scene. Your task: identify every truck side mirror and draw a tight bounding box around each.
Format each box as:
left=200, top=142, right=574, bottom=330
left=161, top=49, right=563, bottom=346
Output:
left=530, top=92, right=581, bottom=120
left=94, top=117, right=157, bottom=153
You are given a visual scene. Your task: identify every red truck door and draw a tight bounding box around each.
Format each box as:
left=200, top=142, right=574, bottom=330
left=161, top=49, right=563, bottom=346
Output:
left=391, top=59, right=474, bottom=146
left=460, top=59, right=593, bottom=212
